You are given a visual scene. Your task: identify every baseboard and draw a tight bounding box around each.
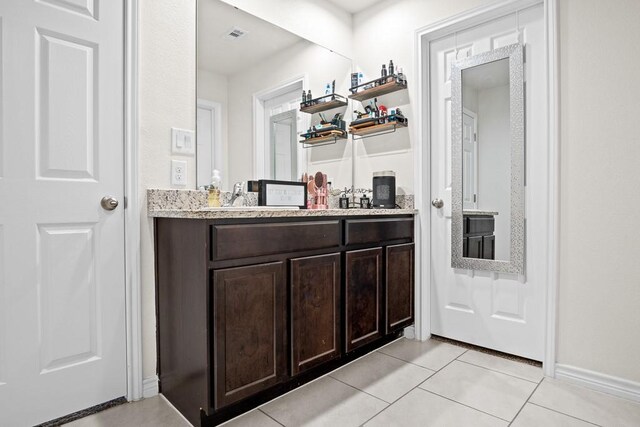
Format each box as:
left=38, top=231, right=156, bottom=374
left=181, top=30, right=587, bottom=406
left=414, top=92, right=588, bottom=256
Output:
left=142, top=375, right=159, bottom=399
left=555, top=364, right=640, bottom=403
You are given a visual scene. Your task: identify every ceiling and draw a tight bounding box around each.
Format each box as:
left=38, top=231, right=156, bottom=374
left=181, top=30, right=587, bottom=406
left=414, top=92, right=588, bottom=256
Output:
left=198, top=0, right=302, bottom=76
left=325, top=0, right=385, bottom=14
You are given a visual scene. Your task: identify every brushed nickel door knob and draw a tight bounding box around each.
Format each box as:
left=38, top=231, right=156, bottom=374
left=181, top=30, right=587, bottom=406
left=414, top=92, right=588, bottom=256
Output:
left=431, top=198, right=444, bottom=209
left=101, top=196, right=119, bottom=211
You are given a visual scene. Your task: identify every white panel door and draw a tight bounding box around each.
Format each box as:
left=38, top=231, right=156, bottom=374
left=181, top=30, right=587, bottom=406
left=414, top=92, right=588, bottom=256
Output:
left=429, top=4, right=547, bottom=360
left=0, top=0, right=126, bottom=425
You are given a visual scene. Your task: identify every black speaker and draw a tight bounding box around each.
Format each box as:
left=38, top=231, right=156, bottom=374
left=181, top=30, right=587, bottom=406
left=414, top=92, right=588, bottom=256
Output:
left=372, top=171, right=396, bottom=208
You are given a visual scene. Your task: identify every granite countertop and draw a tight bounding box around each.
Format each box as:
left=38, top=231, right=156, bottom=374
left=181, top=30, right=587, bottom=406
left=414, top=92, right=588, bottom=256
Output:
left=463, top=209, right=499, bottom=216
left=149, top=207, right=417, bottom=219
left=147, top=188, right=416, bottom=219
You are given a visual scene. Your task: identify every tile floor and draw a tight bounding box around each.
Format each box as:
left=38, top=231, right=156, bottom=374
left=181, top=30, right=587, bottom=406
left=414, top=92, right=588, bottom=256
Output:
left=65, top=338, right=640, bottom=427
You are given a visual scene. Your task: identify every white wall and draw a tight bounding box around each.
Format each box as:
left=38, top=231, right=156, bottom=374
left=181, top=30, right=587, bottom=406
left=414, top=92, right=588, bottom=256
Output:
left=225, top=40, right=353, bottom=189
left=139, top=0, right=196, bottom=380
left=558, top=0, right=640, bottom=383
left=352, top=0, right=495, bottom=194
left=477, top=84, right=510, bottom=260
left=219, top=0, right=353, bottom=57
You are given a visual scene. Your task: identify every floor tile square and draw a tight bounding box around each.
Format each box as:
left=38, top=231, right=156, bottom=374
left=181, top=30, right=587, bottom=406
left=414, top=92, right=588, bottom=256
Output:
left=511, top=403, right=596, bottom=427
left=330, top=351, right=435, bottom=403
left=220, top=409, right=281, bottom=427
left=364, top=388, right=507, bottom=427
left=260, top=376, right=387, bottom=427
left=530, top=378, right=640, bottom=426
left=419, top=360, right=537, bottom=421
left=458, top=350, right=543, bottom=383
left=64, top=396, right=191, bottom=427
left=377, top=338, right=467, bottom=371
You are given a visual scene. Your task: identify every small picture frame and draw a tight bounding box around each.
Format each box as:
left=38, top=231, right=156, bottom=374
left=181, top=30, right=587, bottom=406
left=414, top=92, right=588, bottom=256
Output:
left=258, top=180, right=308, bottom=209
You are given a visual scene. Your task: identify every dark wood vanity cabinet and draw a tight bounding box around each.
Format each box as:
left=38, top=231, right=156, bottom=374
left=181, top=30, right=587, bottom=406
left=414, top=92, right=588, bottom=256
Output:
left=155, top=214, right=414, bottom=426
left=212, top=262, right=287, bottom=409
left=290, top=253, right=341, bottom=375
left=345, top=248, right=383, bottom=352
left=463, top=214, right=495, bottom=260
left=386, top=243, right=415, bottom=333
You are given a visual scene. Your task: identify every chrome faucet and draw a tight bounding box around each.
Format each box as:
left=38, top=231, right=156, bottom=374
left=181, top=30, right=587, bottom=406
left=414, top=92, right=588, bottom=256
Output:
left=225, top=182, right=245, bottom=207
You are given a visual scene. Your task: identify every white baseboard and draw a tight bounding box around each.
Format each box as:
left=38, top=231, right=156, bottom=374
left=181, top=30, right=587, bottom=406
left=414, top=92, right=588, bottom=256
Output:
left=555, top=364, right=640, bottom=403
left=142, top=375, right=159, bottom=399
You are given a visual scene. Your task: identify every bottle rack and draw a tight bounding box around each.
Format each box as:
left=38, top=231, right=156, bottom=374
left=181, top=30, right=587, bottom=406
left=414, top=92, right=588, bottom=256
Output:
left=300, top=93, right=348, bottom=114
left=350, top=120, right=408, bottom=140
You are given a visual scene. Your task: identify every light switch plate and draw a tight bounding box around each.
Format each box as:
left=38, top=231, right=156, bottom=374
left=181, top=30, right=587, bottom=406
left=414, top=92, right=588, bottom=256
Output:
left=171, top=159, right=187, bottom=186
left=171, top=128, right=196, bottom=155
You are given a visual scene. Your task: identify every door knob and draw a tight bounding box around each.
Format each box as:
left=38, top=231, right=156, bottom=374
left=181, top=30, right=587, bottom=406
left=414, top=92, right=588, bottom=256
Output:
left=431, top=198, right=444, bottom=209
left=101, top=196, right=119, bottom=211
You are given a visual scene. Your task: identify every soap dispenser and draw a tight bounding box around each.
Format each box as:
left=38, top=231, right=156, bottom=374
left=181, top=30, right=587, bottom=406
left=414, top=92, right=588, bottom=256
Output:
left=208, top=169, right=222, bottom=207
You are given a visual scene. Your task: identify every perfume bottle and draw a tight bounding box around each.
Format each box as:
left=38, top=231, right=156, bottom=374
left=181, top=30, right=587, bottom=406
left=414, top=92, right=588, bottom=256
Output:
left=208, top=169, right=221, bottom=208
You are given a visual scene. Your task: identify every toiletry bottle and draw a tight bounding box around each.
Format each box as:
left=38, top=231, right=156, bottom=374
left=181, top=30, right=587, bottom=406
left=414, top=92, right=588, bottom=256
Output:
left=398, top=67, right=405, bottom=85
left=307, top=90, right=313, bottom=104
left=302, top=90, right=307, bottom=106
left=389, top=60, right=394, bottom=76
left=208, top=169, right=222, bottom=207
left=381, top=64, right=387, bottom=78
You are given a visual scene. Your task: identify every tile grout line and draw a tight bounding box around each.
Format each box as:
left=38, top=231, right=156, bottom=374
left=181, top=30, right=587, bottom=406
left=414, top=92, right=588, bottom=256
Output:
left=328, top=375, right=396, bottom=405
left=526, top=401, right=603, bottom=426
left=371, top=349, right=440, bottom=373
left=507, top=378, right=543, bottom=426
left=358, top=346, right=469, bottom=425
left=257, top=408, right=286, bottom=427
left=420, top=388, right=512, bottom=423
left=455, top=358, right=541, bottom=384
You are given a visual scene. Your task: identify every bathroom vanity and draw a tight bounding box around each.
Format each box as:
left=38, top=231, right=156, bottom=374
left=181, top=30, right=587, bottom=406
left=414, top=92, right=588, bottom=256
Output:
left=152, top=207, right=415, bottom=426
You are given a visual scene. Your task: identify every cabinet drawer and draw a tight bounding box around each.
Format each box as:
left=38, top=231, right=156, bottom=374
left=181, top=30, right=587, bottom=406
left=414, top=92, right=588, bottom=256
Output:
left=467, top=216, right=495, bottom=235
left=345, top=218, right=413, bottom=245
left=212, top=221, right=341, bottom=260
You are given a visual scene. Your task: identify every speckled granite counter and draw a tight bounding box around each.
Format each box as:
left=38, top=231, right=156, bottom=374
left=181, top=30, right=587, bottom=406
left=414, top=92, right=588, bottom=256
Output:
left=150, top=207, right=416, bottom=219
left=147, top=189, right=416, bottom=219
left=463, top=209, right=499, bottom=216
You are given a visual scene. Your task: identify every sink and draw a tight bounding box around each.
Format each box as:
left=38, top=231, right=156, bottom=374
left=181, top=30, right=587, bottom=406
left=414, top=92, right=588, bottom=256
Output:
left=201, top=206, right=300, bottom=211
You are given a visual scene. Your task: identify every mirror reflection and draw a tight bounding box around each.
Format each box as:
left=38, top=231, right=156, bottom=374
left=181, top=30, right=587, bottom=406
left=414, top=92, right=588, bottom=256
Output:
left=451, top=43, right=524, bottom=274
left=197, top=0, right=352, bottom=190
left=461, top=58, right=511, bottom=261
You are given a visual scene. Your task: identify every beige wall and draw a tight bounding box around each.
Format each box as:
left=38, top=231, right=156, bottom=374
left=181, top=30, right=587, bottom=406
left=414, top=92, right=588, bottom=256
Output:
left=557, top=0, right=640, bottom=382
left=139, top=0, right=196, bottom=379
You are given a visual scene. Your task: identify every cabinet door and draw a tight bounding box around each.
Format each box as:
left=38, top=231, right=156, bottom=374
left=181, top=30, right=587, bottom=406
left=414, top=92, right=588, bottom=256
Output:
left=386, top=243, right=414, bottom=334
left=345, top=248, right=383, bottom=352
left=213, top=262, right=286, bottom=409
left=482, top=235, right=495, bottom=260
left=290, top=253, right=341, bottom=375
left=467, top=235, right=483, bottom=259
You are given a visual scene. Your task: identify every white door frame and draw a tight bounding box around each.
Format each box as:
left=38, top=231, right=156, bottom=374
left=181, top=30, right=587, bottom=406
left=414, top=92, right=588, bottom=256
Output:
left=252, top=75, right=308, bottom=179
left=124, top=0, right=143, bottom=401
left=197, top=99, right=224, bottom=187
left=413, top=0, right=559, bottom=377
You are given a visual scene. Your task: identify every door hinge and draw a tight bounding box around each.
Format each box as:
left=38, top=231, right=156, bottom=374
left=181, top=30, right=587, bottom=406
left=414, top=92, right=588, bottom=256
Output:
left=474, top=133, right=477, bottom=142
left=473, top=194, right=477, bottom=203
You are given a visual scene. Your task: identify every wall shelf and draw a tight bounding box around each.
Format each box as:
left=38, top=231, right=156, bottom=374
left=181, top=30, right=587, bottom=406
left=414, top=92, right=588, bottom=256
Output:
left=349, top=77, right=407, bottom=102
left=299, top=130, right=347, bottom=148
left=300, top=94, right=348, bottom=114
left=349, top=121, right=407, bottom=140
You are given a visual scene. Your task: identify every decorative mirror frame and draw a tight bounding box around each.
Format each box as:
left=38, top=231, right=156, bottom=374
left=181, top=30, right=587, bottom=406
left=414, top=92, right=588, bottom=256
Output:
left=451, top=43, right=525, bottom=274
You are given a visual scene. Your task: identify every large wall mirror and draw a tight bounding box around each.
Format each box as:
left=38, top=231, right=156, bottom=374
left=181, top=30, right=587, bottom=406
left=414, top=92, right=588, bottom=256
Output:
left=451, top=43, right=524, bottom=274
left=197, top=0, right=353, bottom=190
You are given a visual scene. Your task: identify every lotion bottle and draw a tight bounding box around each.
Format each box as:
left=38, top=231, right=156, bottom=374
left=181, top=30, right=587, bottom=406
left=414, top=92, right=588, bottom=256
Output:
left=208, top=169, right=222, bottom=207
